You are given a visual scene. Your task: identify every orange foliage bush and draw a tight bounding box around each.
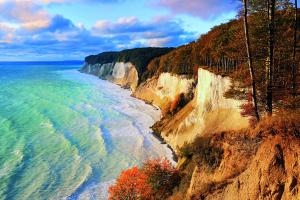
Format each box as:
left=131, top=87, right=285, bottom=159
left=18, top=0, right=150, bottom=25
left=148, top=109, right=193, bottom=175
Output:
left=108, top=166, right=152, bottom=200
left=142, top=159, right=181, bottom=199
left=108, top=159, right=181, bottom=200
left=240, top=92, right=257, bottom=126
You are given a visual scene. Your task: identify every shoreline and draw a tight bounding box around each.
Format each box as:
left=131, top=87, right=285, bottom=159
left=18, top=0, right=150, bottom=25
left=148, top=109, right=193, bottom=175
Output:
left=150, top=130, right=178, bottom=162
left=79, top=69, right=178, bottom=163
left=118, top=82, right=179, bottom=163
left=130, top=94, right=179, bottom=162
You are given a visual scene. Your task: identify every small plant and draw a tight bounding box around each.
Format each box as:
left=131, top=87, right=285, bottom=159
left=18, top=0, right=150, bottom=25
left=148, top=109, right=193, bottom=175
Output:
left=182, top=137, right=224, bottom=171
left=178, top=142, right=193, bottom=158
left=142, top=159, right=181, bottom=199
left=240, top=92, right=258, bottom=127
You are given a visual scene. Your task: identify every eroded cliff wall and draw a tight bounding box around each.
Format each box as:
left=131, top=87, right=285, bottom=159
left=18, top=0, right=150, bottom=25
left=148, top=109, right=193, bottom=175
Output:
left=81, top=62, right=138, bottom=91
left=157, top=68, right=249, bottom=150
left=185, top=116, right=300, bottom=200
left=81, top=62, right=249, bottom=151
left=133, top=73, right=195, bottom=111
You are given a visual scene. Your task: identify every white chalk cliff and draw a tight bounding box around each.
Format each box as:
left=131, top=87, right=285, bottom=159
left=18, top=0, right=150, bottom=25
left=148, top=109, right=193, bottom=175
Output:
left=133, top=73, right=195, bottom=111
left=157, top=68, right=249, bottom=150
left=81, top=63, right=248, bottom=152
left=81, top=62, right=138, bottom=91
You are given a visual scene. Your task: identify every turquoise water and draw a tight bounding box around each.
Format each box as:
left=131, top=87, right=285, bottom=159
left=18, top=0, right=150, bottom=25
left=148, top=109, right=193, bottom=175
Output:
left=0, top=62, right=171, bottom=200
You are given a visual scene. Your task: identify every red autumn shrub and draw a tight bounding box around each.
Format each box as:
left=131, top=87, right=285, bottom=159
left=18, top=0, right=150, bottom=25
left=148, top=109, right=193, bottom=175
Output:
left=108, top=166, right=152, bottom=200
left=108, top=159, right=181, bottom=200
left=142, top=159, right=181, bottom=199
left=240, top=92, right=257, bottom=126
left=240, top=92, right=254, bottom=116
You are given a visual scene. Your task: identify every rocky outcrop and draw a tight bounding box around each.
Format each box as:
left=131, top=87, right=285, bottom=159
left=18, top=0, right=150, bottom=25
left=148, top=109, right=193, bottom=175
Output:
left=156, top=68, right=249, bottom=151
left=187, top=130, right=300, bottom=200
left=81, top=62, right=138, bottom=91
left=133, top=73, right=195, bottom=111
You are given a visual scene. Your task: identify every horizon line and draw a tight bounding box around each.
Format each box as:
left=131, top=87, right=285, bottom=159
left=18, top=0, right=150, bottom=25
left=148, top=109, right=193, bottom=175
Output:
left=0, top=60, right=84, bottom=63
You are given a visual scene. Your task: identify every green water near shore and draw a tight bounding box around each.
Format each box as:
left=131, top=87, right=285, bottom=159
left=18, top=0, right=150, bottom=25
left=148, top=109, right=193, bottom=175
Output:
left=0, top=62, right=171, bottom=200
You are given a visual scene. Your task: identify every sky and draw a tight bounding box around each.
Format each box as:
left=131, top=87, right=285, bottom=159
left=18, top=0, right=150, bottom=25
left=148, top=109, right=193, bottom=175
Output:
left=0, top=0, right=241, bottom=61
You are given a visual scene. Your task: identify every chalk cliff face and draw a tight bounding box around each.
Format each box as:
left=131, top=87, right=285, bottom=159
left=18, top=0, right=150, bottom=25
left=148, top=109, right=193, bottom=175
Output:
left=133, top=73, right=195, bottom=111
left=158, top=68, right=249, bottom=150
left=81, top=62, right=138, bottom=91
left=81, top=61, right=249, bottom=151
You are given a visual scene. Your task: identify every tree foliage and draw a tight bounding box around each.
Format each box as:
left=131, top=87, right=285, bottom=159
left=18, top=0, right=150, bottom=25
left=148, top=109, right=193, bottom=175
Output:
left=108, top=166, right=152, bottom=200
left=148, top=2, right=299, bottom=113
left=142, top=159, right=181, bottom=199
left=108, top=159, right=181, bottom=200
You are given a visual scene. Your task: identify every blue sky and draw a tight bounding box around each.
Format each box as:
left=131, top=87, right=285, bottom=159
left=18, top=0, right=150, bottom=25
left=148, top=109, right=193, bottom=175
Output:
left=0, top=0, right=241, bottom=61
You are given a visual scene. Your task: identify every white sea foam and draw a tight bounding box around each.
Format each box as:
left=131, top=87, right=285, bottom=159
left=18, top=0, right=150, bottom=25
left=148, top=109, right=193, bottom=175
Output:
left=76, top=180, right=115, bottom=200
left=58, top=70, right=174, bottom=200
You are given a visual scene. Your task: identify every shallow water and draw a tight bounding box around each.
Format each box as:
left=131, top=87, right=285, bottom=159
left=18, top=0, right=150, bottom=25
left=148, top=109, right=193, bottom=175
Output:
left=0, top=62, right=172, bottom=200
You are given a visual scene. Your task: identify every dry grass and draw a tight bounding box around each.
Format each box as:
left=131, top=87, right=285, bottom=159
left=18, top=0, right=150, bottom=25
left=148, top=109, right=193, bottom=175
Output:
left=169, top=110, right=300, bottom=199
left=179, top=137, right=224, bottom=171
left=250, top=110, right=300, bottom=137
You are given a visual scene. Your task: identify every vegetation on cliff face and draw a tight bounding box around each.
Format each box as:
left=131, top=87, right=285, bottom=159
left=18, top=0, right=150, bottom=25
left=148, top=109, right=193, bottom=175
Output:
left=171, top=110, right=300, bottom=200
left=109, top=109, right=300, bottom=200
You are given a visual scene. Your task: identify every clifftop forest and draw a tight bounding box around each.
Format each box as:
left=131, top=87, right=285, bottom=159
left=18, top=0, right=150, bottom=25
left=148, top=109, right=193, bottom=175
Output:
left=86, top=2, right=299, bottom=119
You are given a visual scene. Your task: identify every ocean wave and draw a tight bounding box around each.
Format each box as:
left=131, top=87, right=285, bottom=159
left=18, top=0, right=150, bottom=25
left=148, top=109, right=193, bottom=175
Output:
left=0, top=67, right=173, bottom=200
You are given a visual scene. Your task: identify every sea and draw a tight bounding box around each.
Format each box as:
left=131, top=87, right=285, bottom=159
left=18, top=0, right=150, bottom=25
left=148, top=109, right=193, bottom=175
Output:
left=0, top=61, right=172, bottom=200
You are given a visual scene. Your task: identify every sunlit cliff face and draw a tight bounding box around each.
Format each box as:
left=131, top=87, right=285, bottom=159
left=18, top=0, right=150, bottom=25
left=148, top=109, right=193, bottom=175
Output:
left=157, top=68, right=249, bottom=150
left=82, top=62, right=138, bottom=91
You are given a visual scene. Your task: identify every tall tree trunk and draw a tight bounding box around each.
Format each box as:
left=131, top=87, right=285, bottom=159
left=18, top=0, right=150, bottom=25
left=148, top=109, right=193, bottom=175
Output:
left=292, top=0, right=298, bottom=96
left=243, top=0, right=260, bottom=121
left=266, top=0, right=275, bottom=115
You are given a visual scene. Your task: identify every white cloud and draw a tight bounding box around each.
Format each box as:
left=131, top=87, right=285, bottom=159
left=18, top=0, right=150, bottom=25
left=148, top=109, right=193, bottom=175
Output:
left=152, top=0, right=240, bottom=19
left=0, top=1, right=196, bottom=60
left=0, top=0, right=51, bottom=30
left=145, top=37, right=171, bottom=47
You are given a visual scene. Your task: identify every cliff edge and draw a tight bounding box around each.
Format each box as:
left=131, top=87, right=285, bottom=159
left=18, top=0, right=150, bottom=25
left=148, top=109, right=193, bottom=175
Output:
left=170, top=113, right=300, bottom=200
left=80, top=47, right=174, bottom=91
